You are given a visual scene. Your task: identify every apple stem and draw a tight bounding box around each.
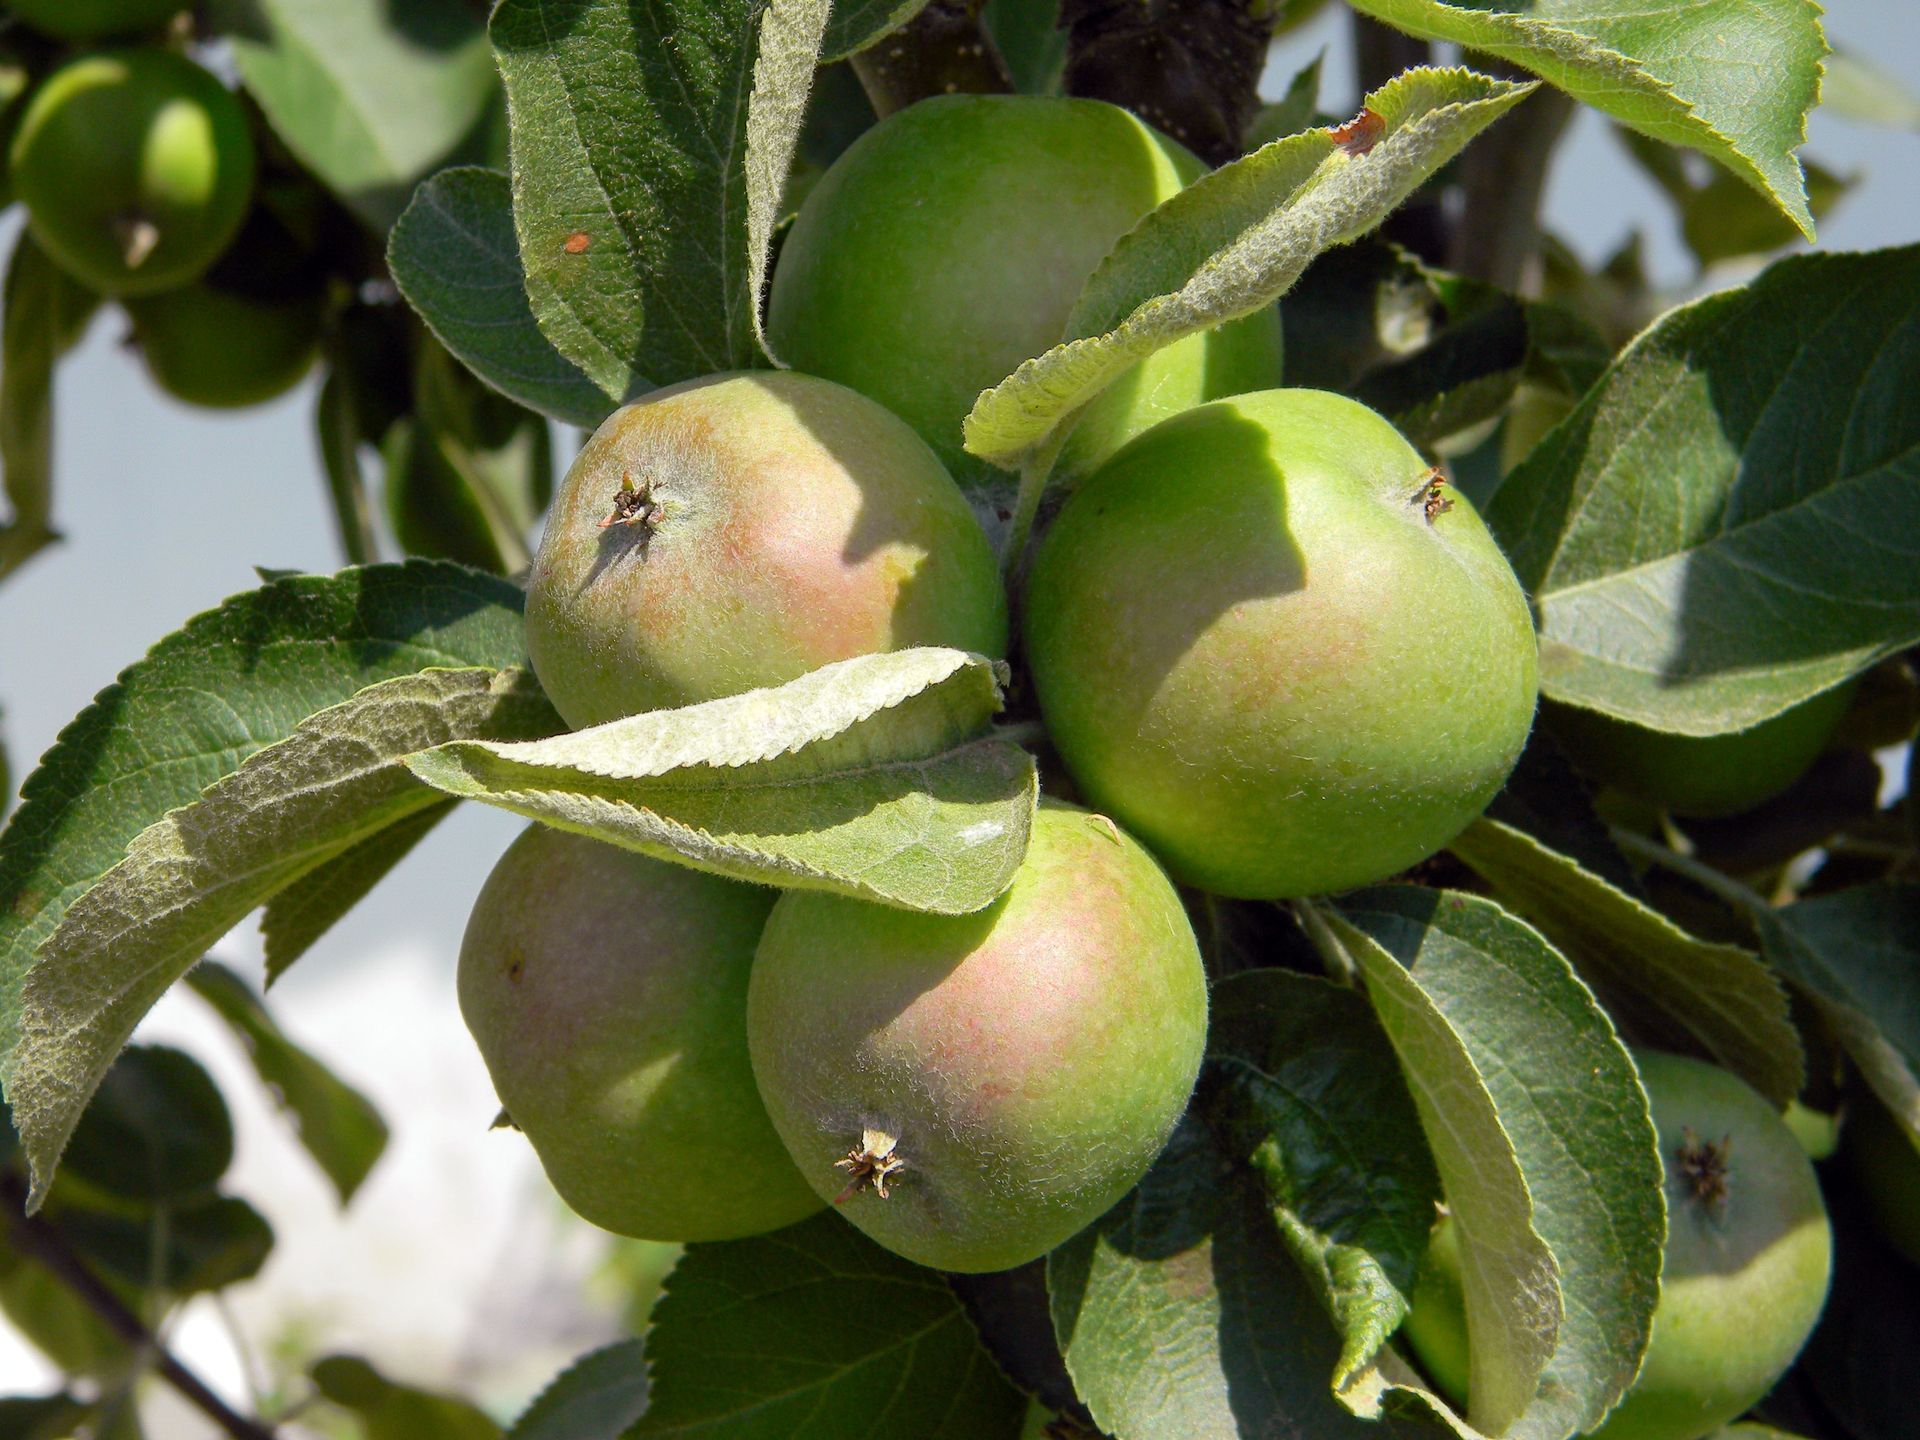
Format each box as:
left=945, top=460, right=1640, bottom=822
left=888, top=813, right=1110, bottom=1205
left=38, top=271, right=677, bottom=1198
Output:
left=850, top=1, right=1012, bottom=118
left=1610, top=828, right=1774, bottom=925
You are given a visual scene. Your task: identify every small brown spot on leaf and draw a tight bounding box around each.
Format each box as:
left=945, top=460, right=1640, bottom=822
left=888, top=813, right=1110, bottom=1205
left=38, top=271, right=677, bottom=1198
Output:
left=564, top=231, right=591, bottom=255
left=1328, top=107, right=1385, bottom=157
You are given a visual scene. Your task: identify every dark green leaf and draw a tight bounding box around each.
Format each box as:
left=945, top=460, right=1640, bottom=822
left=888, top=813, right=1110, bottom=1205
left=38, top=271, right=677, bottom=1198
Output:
left=314, top=1355, right=501, bottom=1440
left=508, top=1340, right=647, bottom=1440
left=61, top=1046, right=230, bottom=1205
left=215, top=0, right=500, bottom=233
left=821, top=0, right=931, bottom=59
left=0, top=232, right=97, bottom=585
left=1487, top=245, right=1920, bottom=734
left=1616, top=128, right=1852, bottom=269
left=59, top=1194, right=273, bottom=1297
left=187, top=961, right=389, bottom=1205
left=260, top=799, right=454, bottom=983
left=1207, top=970, right=1440, bottom=1387
left=1799, top=1181, right=1920, bottom=1440
left=628, top=1210, right=1025, bottom=1438
left=13, top=669, right=560, bottom=1207
left=0, top=560, right=529, bottom=1062
left=1447, top=817, right=1804, bottom=1106
left=314, top=370, right=378, bottom=567
left=491, top=0, right=769, bottom=394
left=985, top=0, right=1068, bottom=97
left=0, top=1250, right=131, bottom=1378
left=1335, top=888, right=1665, bottom=1440
left=390, top=168, right=619, bottom=429
left=1343, top=0, right=1824, bottom=234
left=0, top=1393, right=92, bottom=1440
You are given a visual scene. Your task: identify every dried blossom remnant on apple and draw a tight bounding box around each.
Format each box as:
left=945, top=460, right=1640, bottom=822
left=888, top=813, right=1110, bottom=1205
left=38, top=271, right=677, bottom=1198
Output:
left=599, top=469, right=666, bottom=532
left=1675, top=1128, right=1733, bottom=1214
left=1410, top=466, right=1454, bottom=525
left=834, top=1127, right=908, bottom=1203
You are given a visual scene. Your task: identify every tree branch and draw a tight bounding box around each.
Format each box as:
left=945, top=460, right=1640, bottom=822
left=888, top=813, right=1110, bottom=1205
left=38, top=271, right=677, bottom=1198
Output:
left=1061, top=0, right=1271, bottom=166
left=850, top=1, right=1013, bottom=118
left=1446, top=58, right=1575, bottom=291
left=0, top=1172, right=278, bottom=1440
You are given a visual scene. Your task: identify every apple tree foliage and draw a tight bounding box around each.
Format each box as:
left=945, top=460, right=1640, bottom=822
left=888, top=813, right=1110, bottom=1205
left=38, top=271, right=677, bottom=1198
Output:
left=0, top=0, right=1915, bottom=1437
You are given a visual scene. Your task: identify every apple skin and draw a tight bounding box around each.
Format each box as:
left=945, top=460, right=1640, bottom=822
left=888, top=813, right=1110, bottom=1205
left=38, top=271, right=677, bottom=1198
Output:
left=746, top=804, right=1208, bottom=1273
left=6, top=0, right=182, bottom=42
left=523, top=370, right=1008, bottom=729
left=1024, top=388, right=1538, bottom=900
left=1843, top=1087, right=1920, bottom=1268
left=766, top=94, right=1283, bottom=488
left=1546, top=682, right=1858, bottom=820
left=1403, top=1051, right=1832, bottom=1440
left=459, top=824, right=824, bottom=1243
left=128, top=283, right=322, bottom=409
left=10, top=50, right=254, bottom=296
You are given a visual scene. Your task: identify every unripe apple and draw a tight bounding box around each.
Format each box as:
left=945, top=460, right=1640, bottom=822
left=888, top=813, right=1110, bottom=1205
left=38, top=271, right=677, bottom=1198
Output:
left=747, top=804, right=1208, bottom=1273
left=6, top=0, right=182, bottom=42
left=11, top=50, right=255, bottom=296
left=766, top=94, right=1283, bottom=488
left=1403, top=1051, right=1832, bottom=1440
left=523, top=370, right=1008, bottom=728
left=1025, top=388, right=1538, bottom=899
left=128, top=282, right=322, bottom=409
left=1546, top=680, right=1858, bottom=819
left=459, top=824, right=822, bottom=1242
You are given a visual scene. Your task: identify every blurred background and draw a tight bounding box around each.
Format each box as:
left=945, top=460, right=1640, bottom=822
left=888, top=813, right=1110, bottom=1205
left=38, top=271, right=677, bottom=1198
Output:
left=1, top=0, right=1916, bottom=1431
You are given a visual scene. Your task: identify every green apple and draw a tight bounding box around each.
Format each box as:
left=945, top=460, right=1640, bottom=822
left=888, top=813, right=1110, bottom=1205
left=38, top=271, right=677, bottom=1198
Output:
left=10, top=49, right=255, bottom=296
left=1024, top=388, right=1538, bottom=899
left=459, top=824, right=822, bottom=1242
left=1403, top=1051, right=1833, bottom=1440
left=128, top=282, right=322, bottom=409
left=1548, top=681, right=1858, bottom=819
left=747, top=804, right=1208, bottom=1273
left=524, top=369, right=1008, bottom=728
left=1843, top=1086, right=1920, bottom=1267
left=766, top=94, right=1283, bottom=488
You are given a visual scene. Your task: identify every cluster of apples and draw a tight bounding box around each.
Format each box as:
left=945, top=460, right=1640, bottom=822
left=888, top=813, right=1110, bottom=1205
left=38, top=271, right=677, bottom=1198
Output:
left=4, top=0, right=324, bottom=407
left=460, top=93, right=1539, bottom=1277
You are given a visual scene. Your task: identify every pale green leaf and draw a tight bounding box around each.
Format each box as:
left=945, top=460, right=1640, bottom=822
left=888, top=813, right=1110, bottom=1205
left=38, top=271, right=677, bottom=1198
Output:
left=1311, top=902, right=1559, bottom=1437
left=187, top=961, right=390, bottom=1205
left=629, top=1211, right=1025, bottom=1438
left=406, top=649, right=1034, bottom=915
left=821, top=0, right=930, bottom=59
left=389, top=168, right=618, bottom=429
left=1448, top=817, right=1803, bottom=1106
left=746, top=0, right=830, bottom=365
left=1344, top=0, right=1824, bottom=235
left=313, top=1356, right=500, bottom=1440
left=1820, top=48, right=1920, bottom=132
left=216, top=0, right=499, bottom=232
left=508, top=1341, right=647, bottom=1440
left=963, top=67, right=1535, bottom=473
left=1337, top=888, right=1664, bottom=1440
left=8, top=668, right=561, bottom=1207
left=1487, top=244, right=1920, bottom=734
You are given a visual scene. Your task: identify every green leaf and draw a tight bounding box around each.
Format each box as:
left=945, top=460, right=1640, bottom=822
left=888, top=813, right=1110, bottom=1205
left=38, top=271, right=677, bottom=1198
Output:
left=313, top=1355, right=501, bottom=1440
left=821, top=0, right=930, bottom=59
left=0, top=232, right=97, bottom=585
left=508, top=1340, right=647, bottom=1440
left=0, top=1393, right=93, bottom=1440
left=1207, top=970, right=1441, bottom=1388
left=1048, top=1117, right=1460, bottom=1439
left=1754, top=884, right=1920, bottom=1144
left=259, top=800, right=455, bottom=983
left=1486, top=244, right=1920, bottom=734
left=314, top=370, right=378, bottom=567
left=1820, top=48, right=1920, bottom=132
left=58, top=1194, right=274, bottom=1297
left=10, top=667, right=561, bottom=1207
left=1334, top=888, right=1665, bottom=1440
left=491, top=0, right=768, bottom=395
left=1615, top=129, right=1852, bottom=269
left=406, top=649, right=1036, bottom=915
left=61, top=1046, right=230, bottom=1205
left=747, top=0, right=830, bottom=364
left=0, top=560, right=530, bottom=1062
left=629, top=1210, right=1025, bottom=1438
left=1343, top=0, right=1824, bottom=235
left=186, top=961, right=390, bottom=1205
left=1447, top=817, right=1803, bottom=1107
left=963, top=66, right=1534, bottom=541
left=0, top=1251, right=130, bottom=1378
left=215, top=0, right=500, bottom=232
left=389, top=168, right=619, bottom=429
left=984, top=0, right=1068, bottom=97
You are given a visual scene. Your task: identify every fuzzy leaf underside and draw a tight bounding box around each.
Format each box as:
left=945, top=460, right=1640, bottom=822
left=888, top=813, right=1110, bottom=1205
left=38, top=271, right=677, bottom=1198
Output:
left=745, top=0, right=830, bottom=363
left=1448, top=817, right=1803, bottom=1107
left=1337, top=889, right=1665, bottom=1440
left=1342, top=0, right=1822, bottom=236
left=962, top=66, right=1535, bottom=470
left=405, top=649, right=1034, bottom=914
left=1487, top=245, right=1920, bottom=734
left=0, top=562, right=532, bottom=1065
left=820, top=0, right=930, bottom=58
left=9, top=668, right=561, bottom=1207
left=389, top=168, right=619, bottom=428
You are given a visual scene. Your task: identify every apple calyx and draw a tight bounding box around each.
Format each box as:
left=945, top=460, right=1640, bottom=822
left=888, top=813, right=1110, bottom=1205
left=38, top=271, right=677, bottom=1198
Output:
left=599, top=469, right=667, bottom=533
left=1675, top=1127, right=1732, bottom=1213
left=834, top=1127, right=907, bottom=1203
